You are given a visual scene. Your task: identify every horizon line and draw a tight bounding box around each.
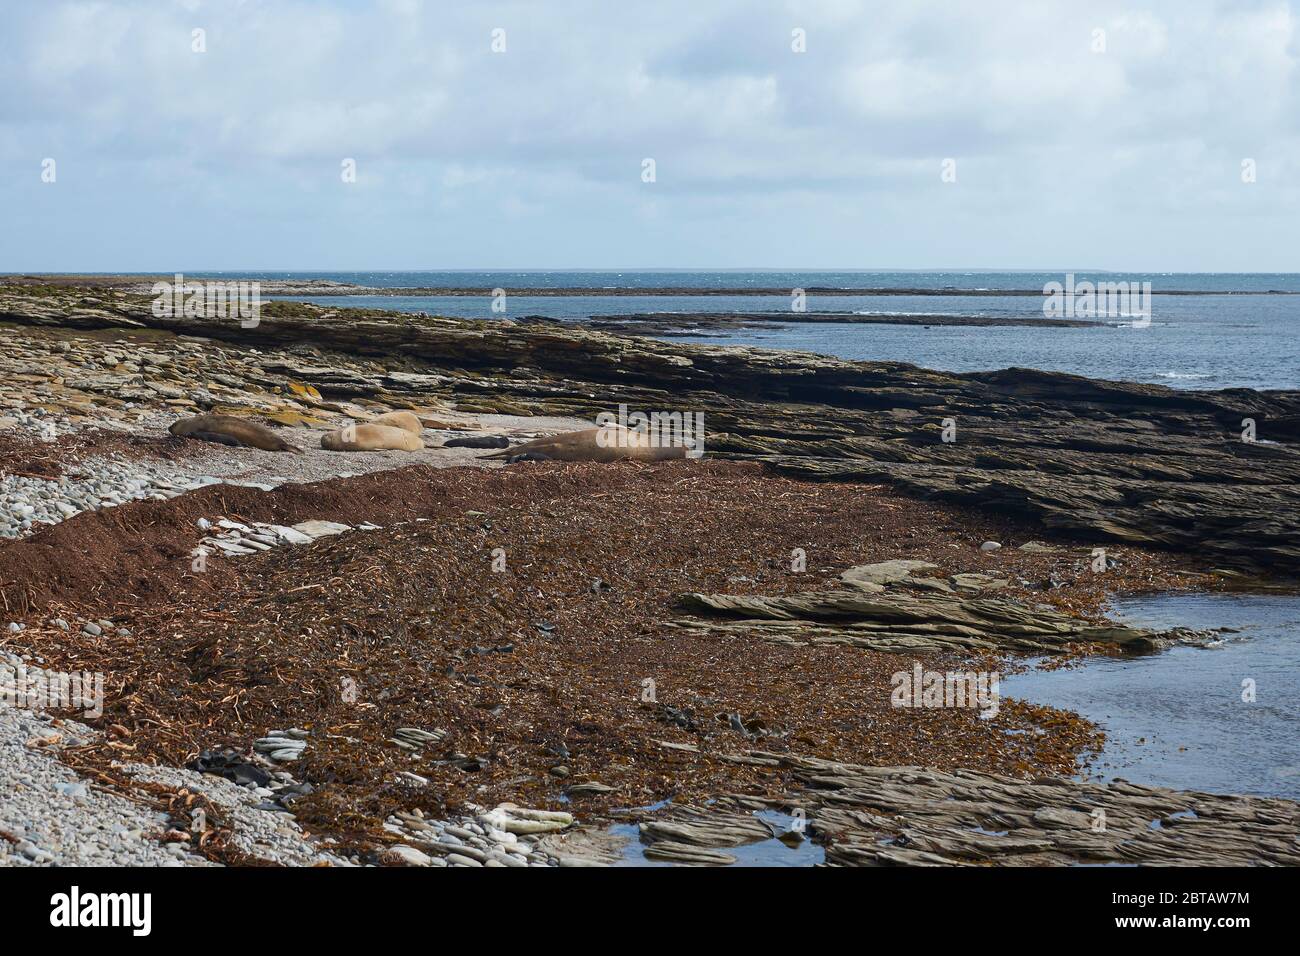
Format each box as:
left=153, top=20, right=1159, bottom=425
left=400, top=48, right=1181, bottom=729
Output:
left=7, top=268, right=1300, bottom=276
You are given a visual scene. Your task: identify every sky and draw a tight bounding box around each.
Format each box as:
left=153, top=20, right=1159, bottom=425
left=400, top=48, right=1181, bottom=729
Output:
left=1, top=0, right=1297, bottom=272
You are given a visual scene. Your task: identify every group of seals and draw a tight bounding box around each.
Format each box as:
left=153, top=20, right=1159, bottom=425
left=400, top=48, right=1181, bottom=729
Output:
left=169, top=415, right=700, bottom=464
left=480, top=424, right=695, bottom=463
left=170, top=410, right=428, bottom=454
left=168, top=414, right=303, bottom=453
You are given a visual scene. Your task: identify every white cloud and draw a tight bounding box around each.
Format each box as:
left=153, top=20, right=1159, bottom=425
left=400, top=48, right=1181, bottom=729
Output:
left=0, top=0, right=1297, bottom=269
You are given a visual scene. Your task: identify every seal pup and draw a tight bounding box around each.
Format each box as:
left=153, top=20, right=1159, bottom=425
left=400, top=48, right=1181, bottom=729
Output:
left=169, top=414, right=302, bottom=453
left=371, top=411, right=423, bottom=435
left=444, top=435, right=511, bottom=449
left=480, top=425, right=695, bottom=463
left=321, top=423, right=425, bottom=452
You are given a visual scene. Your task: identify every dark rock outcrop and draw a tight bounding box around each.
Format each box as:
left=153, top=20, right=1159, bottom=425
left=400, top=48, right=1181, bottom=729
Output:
left=3, top=284, right=1297, bottom=570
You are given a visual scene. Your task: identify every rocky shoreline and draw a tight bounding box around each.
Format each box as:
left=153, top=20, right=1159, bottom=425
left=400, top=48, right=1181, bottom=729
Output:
left=585, top=311, right=1110, bottom=333
left=6, top=283, right=1298, bottom=571
left=0, top=279, right=1297, bottom=867
left=7, top=274, right=1298, bottom=297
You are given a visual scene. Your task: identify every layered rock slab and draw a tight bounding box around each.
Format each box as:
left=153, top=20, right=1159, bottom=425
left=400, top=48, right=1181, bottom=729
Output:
left=738, top=755, right=1300, bottom=866
left=672, top=583, right=1172, bottom=656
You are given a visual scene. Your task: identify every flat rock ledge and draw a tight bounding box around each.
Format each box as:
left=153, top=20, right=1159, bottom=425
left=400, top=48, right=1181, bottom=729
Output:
left=671, top=559, right=1197, bottom=654
left=721, top=755, right=1300, bottom=867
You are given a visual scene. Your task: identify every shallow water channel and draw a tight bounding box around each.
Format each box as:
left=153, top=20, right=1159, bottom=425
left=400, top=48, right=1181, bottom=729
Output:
left=1003, top=591, right=1300, bottom=800
left=608, top=809, right=825, bottom=867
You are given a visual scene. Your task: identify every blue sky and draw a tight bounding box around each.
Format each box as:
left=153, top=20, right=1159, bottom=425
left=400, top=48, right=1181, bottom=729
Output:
left=1, top=0, right=1297, bottom=271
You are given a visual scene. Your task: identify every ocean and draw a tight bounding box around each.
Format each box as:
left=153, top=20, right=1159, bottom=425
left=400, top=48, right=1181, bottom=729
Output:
left=192, top=271, right=1300, bottom=391
left=1003, top=593, right=1300, bottom=800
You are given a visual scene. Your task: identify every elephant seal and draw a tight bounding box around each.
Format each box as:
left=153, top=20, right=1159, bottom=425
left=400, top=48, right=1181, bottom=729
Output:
left=321, top=423, right=425, bottom=452
left=444, top=435, right=511, bottom=449
left=169, top=414, right=302, bottom=453
left=481, top=425, right=696, bottom=463
left=371, top=411, right=423, bottom=435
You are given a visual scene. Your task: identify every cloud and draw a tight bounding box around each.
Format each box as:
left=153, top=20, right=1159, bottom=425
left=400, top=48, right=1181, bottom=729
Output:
left=0, top=0, right=1297, bottom=269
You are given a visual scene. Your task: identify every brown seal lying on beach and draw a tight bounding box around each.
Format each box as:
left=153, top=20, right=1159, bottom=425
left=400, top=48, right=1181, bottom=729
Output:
left=169, top=414, right=302, bottom=453
left=481, top=425, right=697, bottom=463
left=321, top=423, right=425, bottom=451
left=371, top=411, right=423, bottom=434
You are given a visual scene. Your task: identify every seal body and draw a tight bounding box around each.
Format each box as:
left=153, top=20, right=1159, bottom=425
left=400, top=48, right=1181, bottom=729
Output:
left=322, top=423, right=425, bottom=451
left=371, top=411, right=423, bottom=435
left=169, top=414, right=301, bottom=453
left=482, top=425, right=694, bottom=463
left=445, top=435, right=511, bottom=449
